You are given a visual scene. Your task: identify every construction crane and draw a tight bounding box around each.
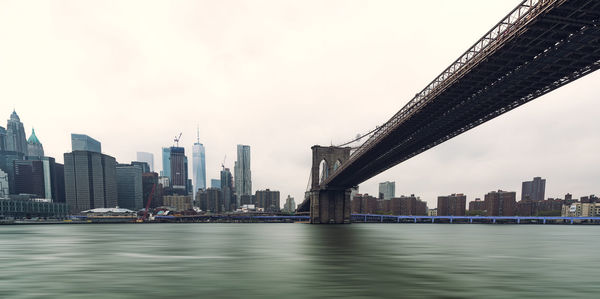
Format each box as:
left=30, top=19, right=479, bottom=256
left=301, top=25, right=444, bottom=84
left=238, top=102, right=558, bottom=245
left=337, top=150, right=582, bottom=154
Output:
left=142, top=183, right=156, bottom=221
left=173, top=132, right=182, bottom=147
left=221, top=155, right=227, bottom=170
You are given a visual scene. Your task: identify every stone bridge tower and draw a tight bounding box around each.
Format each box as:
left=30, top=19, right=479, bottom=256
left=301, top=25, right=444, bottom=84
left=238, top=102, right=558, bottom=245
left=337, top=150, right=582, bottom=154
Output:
left=310, top=145, right=352, bottom=224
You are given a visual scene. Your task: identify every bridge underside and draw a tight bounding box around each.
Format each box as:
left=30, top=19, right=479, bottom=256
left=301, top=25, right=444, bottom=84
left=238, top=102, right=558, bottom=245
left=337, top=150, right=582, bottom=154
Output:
left=326, top=0, right=600, bottom=189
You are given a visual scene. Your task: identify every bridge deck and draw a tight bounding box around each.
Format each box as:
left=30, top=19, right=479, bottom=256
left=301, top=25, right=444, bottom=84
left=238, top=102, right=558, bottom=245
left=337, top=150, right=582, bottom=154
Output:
left=324, top=0, right=600, bottom=188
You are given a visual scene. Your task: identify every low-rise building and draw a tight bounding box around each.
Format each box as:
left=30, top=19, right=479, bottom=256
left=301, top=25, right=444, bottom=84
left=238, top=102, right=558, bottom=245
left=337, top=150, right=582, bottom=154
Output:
left=0, top=197, right=68, bottom=219
left=163, top=195, right=193, bottom=212
left=255, top=189, right=280, bottom=212
left=468, top=198, right=486, bottom=212
left=196, top=188, right=223, bottom=213
left=437, top=193, right=466, bottom=216
left=484, top=190, right=516, bottom=216
left=390, top=195, right=428, bottom=216
left=562, top=202, right=600, bottom=217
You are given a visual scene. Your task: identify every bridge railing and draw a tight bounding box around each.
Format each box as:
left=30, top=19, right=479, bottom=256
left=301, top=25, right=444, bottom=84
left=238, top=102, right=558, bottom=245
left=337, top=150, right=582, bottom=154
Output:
left=324, top=0, right=558, bottom=185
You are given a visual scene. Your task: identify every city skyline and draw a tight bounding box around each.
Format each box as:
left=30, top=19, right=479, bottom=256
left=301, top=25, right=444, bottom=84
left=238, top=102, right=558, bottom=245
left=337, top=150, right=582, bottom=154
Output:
left=1, top=1, right=600, bottom=209
left=1, top=108, right=596, bottom=209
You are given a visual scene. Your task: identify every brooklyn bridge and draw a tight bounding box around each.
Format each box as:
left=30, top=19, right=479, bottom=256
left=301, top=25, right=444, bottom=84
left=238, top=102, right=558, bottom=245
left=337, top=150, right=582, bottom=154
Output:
left=298, top=0, right=600, bottom=223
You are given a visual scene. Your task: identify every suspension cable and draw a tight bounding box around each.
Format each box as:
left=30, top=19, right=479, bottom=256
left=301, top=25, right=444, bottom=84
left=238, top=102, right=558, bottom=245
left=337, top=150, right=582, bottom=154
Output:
left=334, top=125, right=381, bottom=147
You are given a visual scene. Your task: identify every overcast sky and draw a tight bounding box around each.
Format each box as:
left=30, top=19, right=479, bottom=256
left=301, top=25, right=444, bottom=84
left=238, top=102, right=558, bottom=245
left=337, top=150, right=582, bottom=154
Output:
left=1, top=0, right=599, bottom=208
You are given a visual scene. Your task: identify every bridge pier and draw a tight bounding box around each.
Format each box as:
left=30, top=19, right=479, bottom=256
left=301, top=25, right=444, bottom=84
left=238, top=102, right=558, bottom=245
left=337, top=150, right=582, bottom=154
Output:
left=309, top=145, right=353, bottom=224
left=310, top=188, right=351, bottom=224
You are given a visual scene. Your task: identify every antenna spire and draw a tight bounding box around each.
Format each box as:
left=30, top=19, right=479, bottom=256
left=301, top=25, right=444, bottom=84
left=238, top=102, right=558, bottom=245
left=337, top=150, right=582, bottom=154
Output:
left=197, top=125, right=200, bottom=143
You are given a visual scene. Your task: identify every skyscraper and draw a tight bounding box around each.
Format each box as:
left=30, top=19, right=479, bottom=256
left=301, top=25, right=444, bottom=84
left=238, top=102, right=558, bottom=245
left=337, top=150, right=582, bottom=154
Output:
left=192, top=131, right=206, bottom=195
left=26, top=128, right=44, bottom=158
left=521, top=177, right=546, bottom=201
left=71, top=134, right=101, bottom=153
left=136, top=152, right=154, bottom=172
left=234, top=144, right=251, bottom=206
left=378, top=181, right=395, bottom=200
left=0, top=126, right=7, bottom=151
left=64, top=150, right=117, bottom=214
left=161, top=147, right=171, bottom=179
left=13, top=159, right=45, bottom=198
left=116, top=163, right=143, bottom=211
left=131, top=161, right=150, bottom=173
left=220, top=168, right=234, bottom=211
left=0, top=150, right=24, bottom=193
left=169, top=147, right=187, bottom=192
left=5, top=110, right=27, bottom=156
left=211, top=179, right=221, bottom=189
left=16, top=156, right=64, bottom=202
left=283, top=195, right=296, bottom=213
left=0, top=169, right=8, bottom=197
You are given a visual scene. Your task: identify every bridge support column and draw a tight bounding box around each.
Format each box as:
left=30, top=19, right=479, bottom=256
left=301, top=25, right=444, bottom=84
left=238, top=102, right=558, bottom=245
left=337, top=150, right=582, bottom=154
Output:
left=310, top=188, right=351, bottom=224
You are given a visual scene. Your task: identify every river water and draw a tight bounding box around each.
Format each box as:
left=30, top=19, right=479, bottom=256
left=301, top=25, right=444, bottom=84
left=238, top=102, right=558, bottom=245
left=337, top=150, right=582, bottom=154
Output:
left=0, top=223, right=598, bottom=298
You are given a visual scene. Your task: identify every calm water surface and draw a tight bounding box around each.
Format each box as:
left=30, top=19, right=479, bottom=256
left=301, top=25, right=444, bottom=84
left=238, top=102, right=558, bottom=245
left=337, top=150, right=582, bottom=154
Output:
left=0, top=223, right=598, bottom=298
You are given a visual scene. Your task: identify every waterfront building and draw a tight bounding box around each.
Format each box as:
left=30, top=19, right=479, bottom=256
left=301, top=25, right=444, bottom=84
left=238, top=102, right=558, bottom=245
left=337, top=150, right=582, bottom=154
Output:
left=0, top=197, right=68, bottom=218
left=161, top=147, right=171, bottom=179
left=71, top=134, right=101, bottom=153
left=192, top=135, right=206, bottom=196
left=220, top=168, right=234, bottom=211
left=13, top=159, right=45, bottom=198
left=521, top=177, right=546, bottom=201
left=169, top=147, right=187, bottom=192
left=131, top=161, right=150, bottom=174
left=468, top=198, right=486, bottom=212
left=517, top=198, right=563, bottom=216
left=12, top=156, right=64, bottom=202
left=234, top=144, right=251, bottom=206
left=562, top=202, right=600, bottom=217
left=0, top=169, right=8, bottom=197
left=211, top=179, right=221, bottom=189
left=64, top=151, right=117, bottom=214
left=437, top=193, right=466, bottom=216
left=26, top=128, right=44, bottom=158
left=116, top=163, right=143, bottom=211
left=378, top=181, right=395, bottom=200
left=351, top=193, right=379, bottom=214
left=428, top=208, right=438, bottom=216
left=163, top=195, right=193, bottom=212
left=136, top=152, right=154, bottom=172
left=390, top=195, right=428, bottom=216
left=255, top=189, right=280, bottom=212
left=240, top=194, right=255, bottom=206
left=5, top=110, right=27, bottom=156
left=196, top=188, right=223, bottom=213
left=484, top=190, right=516, bottom=216
left=283, top=195, right=296, bottom=213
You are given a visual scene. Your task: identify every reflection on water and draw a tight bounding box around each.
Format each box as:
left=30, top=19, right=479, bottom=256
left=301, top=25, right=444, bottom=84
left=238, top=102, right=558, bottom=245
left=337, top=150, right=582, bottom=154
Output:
left=0, top=224, right=599, bottom=298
